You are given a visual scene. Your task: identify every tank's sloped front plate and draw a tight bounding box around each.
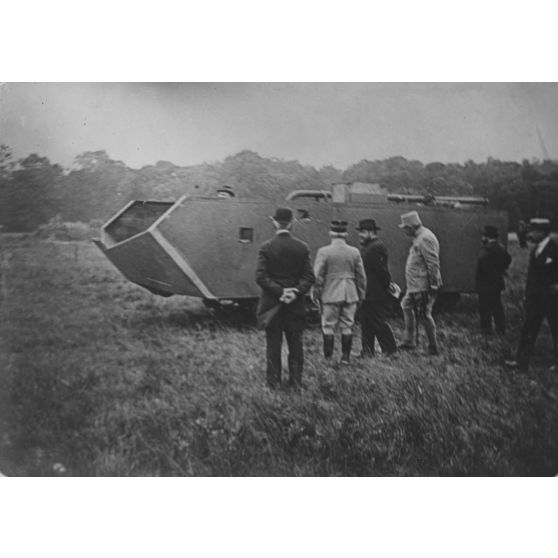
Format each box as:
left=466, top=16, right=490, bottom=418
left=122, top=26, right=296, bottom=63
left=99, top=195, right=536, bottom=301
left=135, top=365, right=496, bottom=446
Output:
left=96, top=231, right=204, bottom=297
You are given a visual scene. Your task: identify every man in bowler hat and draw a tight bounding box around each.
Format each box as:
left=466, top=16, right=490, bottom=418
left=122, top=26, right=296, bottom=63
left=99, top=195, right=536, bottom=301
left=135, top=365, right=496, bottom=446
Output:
left=255, top=207, right=315, bottom=388
left=313, top=220, right=366, bottom=364
left=506, top=218, right=558, bottom=372
left=356, top=218, right=398, bottom=357
left=475, top=225, right=512, bottom=335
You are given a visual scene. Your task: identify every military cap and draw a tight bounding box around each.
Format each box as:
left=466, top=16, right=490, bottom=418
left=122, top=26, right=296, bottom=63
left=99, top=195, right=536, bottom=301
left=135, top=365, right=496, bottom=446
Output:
left=398, top=211, right=422, bottom=229
left=330, top=220, right=348, bottom=233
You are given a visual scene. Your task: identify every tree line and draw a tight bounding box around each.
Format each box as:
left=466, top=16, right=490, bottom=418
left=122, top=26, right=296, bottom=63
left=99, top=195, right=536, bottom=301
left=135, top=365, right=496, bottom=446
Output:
left=1, top=144, right=557, bottom=232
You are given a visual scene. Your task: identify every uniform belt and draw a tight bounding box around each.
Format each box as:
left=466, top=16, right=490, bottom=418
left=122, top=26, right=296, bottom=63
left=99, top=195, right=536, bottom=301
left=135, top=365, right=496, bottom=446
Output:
left=327, top=273, right=355, bottom=280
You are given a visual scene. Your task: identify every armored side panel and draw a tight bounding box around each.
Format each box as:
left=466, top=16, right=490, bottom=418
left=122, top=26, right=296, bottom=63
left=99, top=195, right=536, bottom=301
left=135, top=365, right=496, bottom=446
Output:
left=154, top=196, right=343, bottom=299
left=96, top=194, right=507, bottom=300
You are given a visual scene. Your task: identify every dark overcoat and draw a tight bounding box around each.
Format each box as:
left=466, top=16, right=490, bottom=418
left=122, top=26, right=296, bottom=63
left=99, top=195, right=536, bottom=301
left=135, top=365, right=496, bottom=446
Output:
left=525, top=239, right=558, bottom=302
left=255, top=231, right=315, bottom=322
left=475, top=241, right=512, bottom=292
left=360, top=237, right=392, bottom=302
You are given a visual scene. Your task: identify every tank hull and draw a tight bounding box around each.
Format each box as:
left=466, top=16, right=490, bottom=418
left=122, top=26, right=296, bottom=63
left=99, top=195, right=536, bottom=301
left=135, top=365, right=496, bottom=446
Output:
left=95, top=194, right=508, bottom=300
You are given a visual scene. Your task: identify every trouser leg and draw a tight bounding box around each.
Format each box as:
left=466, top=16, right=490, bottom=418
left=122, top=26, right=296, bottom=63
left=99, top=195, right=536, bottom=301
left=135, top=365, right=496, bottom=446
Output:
left=516, top=300, right=544, bottom=367
left=423, top=314, right=438, bottom=352
left=546, top=296, right=558, bottom=366
left=370, top=299, right=397, bottom=354
left=321, top=303, right=340, bottom=336
left=401, top=293, right=417, bottom=347
left=478, top=291, right=492, bottom=333
left=338, top=302, right=357, bottom=335
left=422, top=292, right=438, bottom=353
left=285, top=319, right=304, bottom=387
left=492, top=291, right=506, bottom=334
left=360, top=301, right=376, bottom=356
left=338, top=302, right=356, bottom=364
left=265, top=325, right=283, bottom=388
left=321, top=303, right=338, bottom=358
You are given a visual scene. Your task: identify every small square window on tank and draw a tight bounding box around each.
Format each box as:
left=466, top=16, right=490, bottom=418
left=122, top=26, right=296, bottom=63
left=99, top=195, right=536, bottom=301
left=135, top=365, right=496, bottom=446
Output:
left=239, top=227, right=254, bottom=243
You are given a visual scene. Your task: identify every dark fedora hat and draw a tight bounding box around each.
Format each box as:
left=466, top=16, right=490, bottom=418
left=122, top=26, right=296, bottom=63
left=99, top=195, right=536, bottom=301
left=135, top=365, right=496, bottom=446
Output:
left=273, top=207, right=293, bottom=224
left=481, top=225, right=499, bottom=238
left=356, top=218, right=381, bottom=231
left=529, top=218, right=550, bottom=233
left=330, top=220, right=348, bottom=233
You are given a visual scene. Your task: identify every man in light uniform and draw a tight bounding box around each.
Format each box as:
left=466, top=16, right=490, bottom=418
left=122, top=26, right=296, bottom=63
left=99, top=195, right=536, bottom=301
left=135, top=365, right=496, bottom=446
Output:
left=313, top=220, right=366, bottom=364
left=398, top=210, right=442, bottom=355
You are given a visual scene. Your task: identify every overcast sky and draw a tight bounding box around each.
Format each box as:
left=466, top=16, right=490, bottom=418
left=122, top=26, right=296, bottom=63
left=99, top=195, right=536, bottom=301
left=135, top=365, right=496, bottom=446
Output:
left=1, top=82, right=557, bottom=170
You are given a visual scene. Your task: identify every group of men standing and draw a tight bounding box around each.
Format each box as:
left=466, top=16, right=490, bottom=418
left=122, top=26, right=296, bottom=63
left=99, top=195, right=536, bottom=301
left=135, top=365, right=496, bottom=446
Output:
left=255, top=207, right=558, bottom=389
left=472, top=217, right=558, bottom=374
left=255, top=207, right=442, bottom=389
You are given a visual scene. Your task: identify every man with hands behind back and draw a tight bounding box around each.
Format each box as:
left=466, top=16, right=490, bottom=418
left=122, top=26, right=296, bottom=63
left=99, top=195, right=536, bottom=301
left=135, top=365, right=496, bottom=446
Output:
left=256, top=207, right=315, bottom=389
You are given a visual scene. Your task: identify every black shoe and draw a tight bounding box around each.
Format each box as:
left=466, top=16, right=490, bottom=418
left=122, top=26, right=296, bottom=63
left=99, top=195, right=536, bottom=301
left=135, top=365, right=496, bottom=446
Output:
left=398, top=343, right=416, bottom=351
left=428, top=346, right=440, bottom=356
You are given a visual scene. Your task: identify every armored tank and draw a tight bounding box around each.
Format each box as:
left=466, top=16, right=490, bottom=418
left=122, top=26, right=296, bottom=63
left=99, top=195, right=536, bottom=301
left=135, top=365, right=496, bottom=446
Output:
left=94, top=183, right=507, bottom=307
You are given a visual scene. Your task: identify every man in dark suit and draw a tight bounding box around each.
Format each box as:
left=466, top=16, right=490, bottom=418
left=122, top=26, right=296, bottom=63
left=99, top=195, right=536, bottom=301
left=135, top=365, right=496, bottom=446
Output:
left=475, top=225, right=512, bottom=335
left=506, top=218, right=558, bottom=372
left=255, top=207, right=315, bottom=388
left=356, top=218, right=397, bottom=358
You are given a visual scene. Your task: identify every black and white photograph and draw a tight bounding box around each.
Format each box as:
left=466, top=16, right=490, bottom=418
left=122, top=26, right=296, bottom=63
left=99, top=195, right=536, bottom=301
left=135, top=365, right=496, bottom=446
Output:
left=1, top=82, right=558, bottom=478
left=1, top=3, right=557, bottom=556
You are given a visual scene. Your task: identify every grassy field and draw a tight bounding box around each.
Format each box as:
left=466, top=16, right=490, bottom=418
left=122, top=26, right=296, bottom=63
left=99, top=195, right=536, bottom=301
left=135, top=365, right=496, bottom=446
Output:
left=1, top=235, right=557, bottom=476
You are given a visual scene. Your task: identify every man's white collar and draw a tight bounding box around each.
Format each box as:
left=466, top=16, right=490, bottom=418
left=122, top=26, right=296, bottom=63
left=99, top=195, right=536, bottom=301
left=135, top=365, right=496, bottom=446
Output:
left=535, top=236, right=550, bottom=256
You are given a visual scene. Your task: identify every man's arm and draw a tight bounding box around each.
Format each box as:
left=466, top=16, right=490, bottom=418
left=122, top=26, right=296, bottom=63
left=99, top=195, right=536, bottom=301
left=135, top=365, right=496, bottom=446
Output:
left=255, top=245, right=283, bottom=299
left=354, top=251, right=367, bottom=301
left=313, top=248, right=326, bottom=289
left=295, top=244, right=316, bottom=296
left=503, top=249, right=512, bottom=271
left=312, top=248, right=326, bottom=300
left=548, top=242, right=558, bottom=293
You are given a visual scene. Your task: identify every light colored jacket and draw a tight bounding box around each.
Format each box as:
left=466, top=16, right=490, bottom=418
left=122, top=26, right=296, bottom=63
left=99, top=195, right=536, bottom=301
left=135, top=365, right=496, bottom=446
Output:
left=405, top=226, right=442, bottom=293
left=313, top=238, right=366, bottom=303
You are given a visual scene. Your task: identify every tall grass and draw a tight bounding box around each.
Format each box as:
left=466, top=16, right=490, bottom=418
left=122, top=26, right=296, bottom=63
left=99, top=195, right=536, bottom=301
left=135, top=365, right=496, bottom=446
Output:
left=1, top=236, right=557, bottom=476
